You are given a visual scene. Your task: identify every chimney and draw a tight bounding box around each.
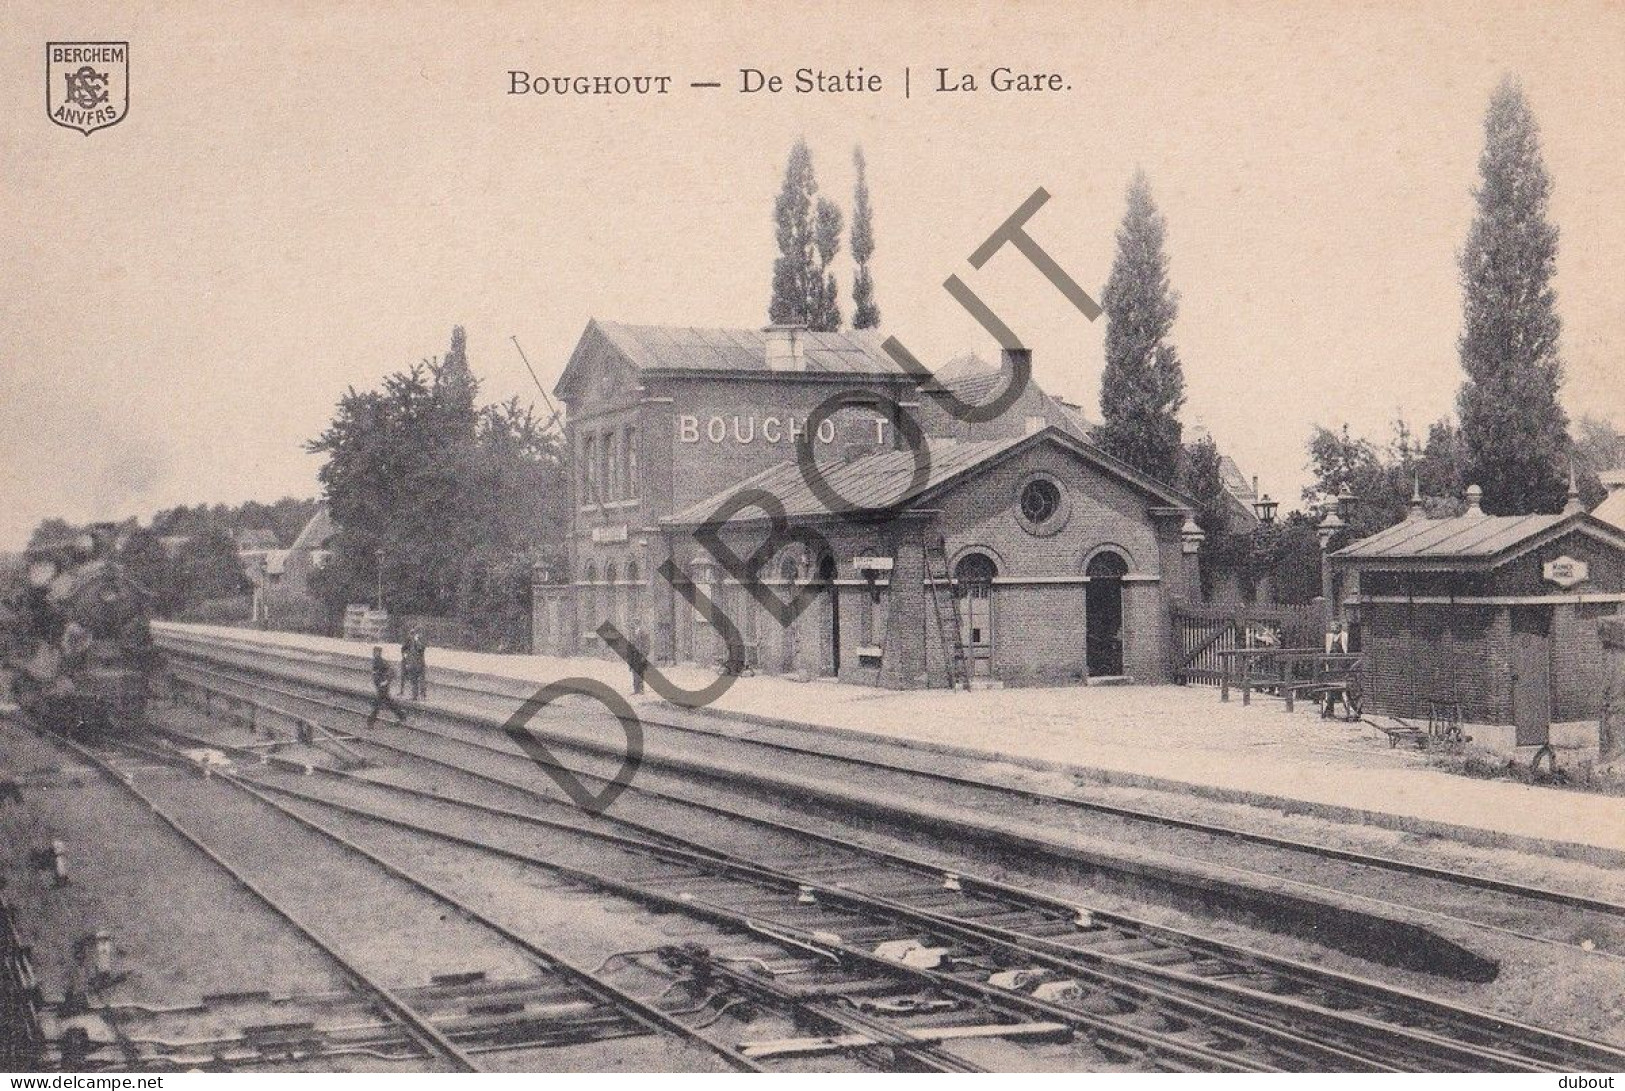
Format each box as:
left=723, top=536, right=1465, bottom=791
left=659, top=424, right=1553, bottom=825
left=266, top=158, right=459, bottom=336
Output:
left=764, top=324, right=806, bottom=371
left=1464, top=484, right=1483, bottom=515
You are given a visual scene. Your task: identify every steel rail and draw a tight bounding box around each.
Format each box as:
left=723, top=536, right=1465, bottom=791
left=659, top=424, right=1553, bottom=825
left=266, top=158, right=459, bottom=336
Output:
left=211, top=718, right=1570, bottom=1074
left=229, top=769, right=1285, bottom=1073
left=160, top=649, right=1625, bottom=1071
left=158, top=632, right=1625, bottom=923
left=22, top=723, right=483, bottom=1072
left=162, top=669, right=1612, bottom=1073
left=163, top=651, right=1618, bottom=971
left=120, top=732, right=765, bottom=1073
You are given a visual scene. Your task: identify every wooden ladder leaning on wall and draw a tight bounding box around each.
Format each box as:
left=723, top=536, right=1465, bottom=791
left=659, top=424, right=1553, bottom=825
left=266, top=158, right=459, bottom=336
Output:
left=924, top=536, right=969, bottom=691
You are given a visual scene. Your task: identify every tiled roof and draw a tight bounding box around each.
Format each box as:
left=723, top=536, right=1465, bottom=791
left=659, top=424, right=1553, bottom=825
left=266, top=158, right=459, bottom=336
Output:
left=591, top=321, right=903, bottom=376
left=935, top=369, right=1100, bottom=438
left=1333, top=511, right=1576, bottom=563
left=289, top=504, right=334, bottom=552
left=666, top=426, right=1192, bottom=526
left=665, top=434, right=1032, bottom=525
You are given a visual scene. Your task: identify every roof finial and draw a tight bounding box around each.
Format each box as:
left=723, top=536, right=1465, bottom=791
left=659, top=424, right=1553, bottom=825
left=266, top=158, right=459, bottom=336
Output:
left=1407, top=473, right=1425, bottom=520
left=1564, top=460, right=1585, bottom=515
left=1464, top=484, right=1483, bottom=515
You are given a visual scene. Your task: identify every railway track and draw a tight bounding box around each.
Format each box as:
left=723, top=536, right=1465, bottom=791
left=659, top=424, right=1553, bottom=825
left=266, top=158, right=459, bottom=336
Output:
left=152, top=644, right=1625, bottom=1072
left=23, top=723, right=748, bottom=1073
left=155, top=631, right=1625, bottom=962
left=83, top=727, right=1272, bottom=1073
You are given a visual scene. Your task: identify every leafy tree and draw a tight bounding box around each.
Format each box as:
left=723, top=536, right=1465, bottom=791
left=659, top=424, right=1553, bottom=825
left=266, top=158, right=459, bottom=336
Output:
left=1097, top=171, right=1186, bottom=484
left=176, top=528, right=250, bottom=601
left=1457, top=77, right=1569, bottom=514
left=117, top=526, right=185, bottom=616
left=1177, top=436, right=1248, bottom=598
left=850, top=146, right=880, bottom=330
left=1573, top=414, right=1624, bottom=509
left=1243, top=514, right=1325, bottom=606
left=1305, top=418, right=1470, bottom=540
left=307, top=326, right=567, bottom=645
left=769, top=139, right=843, bottom=332
left=26, top=518, right=78, bottom=551
left=149, top=496, right=320, bottom=548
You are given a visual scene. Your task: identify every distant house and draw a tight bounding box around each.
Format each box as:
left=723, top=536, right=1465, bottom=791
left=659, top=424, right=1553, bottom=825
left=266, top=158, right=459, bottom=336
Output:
left=282, top=504, right=335, bottom=591
left=249, top=503, right=334, bottom=630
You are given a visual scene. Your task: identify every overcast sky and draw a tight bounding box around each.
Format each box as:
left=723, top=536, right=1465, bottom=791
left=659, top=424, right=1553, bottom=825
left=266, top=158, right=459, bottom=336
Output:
left=3, top=0, right=1621, bottom=549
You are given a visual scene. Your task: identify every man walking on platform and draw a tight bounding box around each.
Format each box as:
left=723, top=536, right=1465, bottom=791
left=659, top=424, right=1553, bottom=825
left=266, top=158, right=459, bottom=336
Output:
left=367, top=646, right=408, bottom=728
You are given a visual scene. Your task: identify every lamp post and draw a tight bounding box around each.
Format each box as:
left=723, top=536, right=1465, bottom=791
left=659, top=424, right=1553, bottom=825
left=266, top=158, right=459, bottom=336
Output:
left=375, top=548, right=385, bottom=612
left=1179, top=516, right=1206, bottom=602
left=1317, top=510, right=1344, bottom=627
left=1253, top=493, right=1278, bottom=524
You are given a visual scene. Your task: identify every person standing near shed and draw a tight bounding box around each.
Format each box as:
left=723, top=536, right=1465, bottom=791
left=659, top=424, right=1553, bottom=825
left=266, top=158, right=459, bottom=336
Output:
left=367, top=646, right=408, bottom=728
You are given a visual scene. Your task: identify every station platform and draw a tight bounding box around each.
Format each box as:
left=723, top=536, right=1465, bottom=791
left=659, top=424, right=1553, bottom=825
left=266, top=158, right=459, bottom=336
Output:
left=157, top=623, right=1625, bottom=860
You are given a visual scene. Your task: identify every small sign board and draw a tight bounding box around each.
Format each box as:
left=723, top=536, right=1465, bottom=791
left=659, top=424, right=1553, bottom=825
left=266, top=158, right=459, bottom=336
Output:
left=342, top=604, right=390, bottom=641
left=591, top=524, right=629, bottom=544
left=1542, top=555, right=1589, bottom=589
left=852, top=555, right=894, bottom=572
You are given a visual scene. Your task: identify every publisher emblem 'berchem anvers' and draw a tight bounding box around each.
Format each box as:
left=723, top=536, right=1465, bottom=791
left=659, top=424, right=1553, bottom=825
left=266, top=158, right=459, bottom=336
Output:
left=47, top=42, right=128, bottom=135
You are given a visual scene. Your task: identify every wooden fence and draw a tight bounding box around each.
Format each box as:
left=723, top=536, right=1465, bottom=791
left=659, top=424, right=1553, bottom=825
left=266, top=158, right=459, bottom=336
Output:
left=1173, top=602, right=1323, bottom=686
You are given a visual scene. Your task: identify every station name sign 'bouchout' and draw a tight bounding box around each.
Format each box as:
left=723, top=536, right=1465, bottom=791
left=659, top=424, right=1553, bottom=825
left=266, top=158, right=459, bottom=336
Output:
left=678, top=414, right=890, bottom=446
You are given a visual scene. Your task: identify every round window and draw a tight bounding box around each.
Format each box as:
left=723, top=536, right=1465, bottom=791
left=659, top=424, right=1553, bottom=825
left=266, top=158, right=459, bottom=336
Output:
left=1020, top=479, right=1062, bottom=524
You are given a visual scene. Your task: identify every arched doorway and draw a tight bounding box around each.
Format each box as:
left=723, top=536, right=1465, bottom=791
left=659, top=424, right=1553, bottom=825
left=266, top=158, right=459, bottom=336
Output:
left=1086, top=550, right=1128, bottom=677
left=818, top=553, right=839, bottom=675
left=954, top=553, right=997, bottom=680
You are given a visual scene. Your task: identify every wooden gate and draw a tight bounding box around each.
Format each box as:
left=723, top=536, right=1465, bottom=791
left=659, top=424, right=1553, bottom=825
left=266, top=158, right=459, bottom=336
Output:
left=1173, top=603, right=1321, bottom=686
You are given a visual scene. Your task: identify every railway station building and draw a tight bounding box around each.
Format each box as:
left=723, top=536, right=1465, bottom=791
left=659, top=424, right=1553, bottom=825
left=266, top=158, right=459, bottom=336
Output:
left=1332, top=484, right=1625, bottom=751
left=533, top=320, right=1204, bottom=688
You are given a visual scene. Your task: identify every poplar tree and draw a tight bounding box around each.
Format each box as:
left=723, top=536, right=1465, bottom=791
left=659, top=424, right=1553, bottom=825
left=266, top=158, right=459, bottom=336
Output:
left=1457, top=77, right=1569, bottom=514
left=1097, top=171, right=1187, bottom=484
left=768, top=138, right=842, bottom=331
left=851, top=146, right=880, bottom=329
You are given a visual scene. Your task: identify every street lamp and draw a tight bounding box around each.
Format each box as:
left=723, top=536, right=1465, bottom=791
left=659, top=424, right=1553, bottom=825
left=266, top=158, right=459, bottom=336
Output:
left=1317, top=510, right=1345, bottom=628
left=1253, top=493, right=1278, bottom=524
left=375, top=548, right=385, bottom=612
left=1336, top=487, right=1359, bottom=521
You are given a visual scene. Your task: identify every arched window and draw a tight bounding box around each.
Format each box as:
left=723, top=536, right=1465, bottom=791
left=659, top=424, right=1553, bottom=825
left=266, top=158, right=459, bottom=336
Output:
left=953, top=552, right=998, bottom=588
left=1085, top=550, right=1129, bottom=580
left=779, top=556, right=800, bottom=583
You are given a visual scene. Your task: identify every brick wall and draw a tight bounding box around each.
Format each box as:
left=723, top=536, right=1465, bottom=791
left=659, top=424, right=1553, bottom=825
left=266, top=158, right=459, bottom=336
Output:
left=1364, top=603, right=1505, bottom=722
left=1554, top=602, right=1625, bottom=722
